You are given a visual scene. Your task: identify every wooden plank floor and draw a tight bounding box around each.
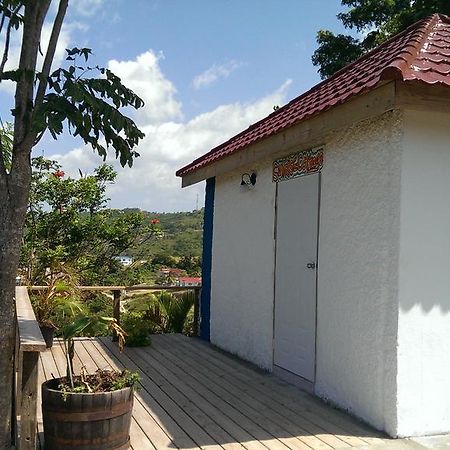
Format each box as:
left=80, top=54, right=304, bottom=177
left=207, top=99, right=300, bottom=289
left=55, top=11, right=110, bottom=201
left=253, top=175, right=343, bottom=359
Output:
left=37, top=334, right=390, bottom=449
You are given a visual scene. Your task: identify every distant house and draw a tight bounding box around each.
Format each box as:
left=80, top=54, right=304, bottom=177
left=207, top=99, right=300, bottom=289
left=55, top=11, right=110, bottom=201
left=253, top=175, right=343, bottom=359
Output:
left=113, top=255, right=133, bottom=267
left=177, top=277, right=201, bottom=287
left=176, top=14, right=450, bottom=438
left=157, top=267, right=185, bottom=277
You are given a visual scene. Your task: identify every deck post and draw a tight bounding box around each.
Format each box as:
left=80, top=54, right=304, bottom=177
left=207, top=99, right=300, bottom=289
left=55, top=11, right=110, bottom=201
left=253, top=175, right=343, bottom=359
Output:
left=200, top=177, right=215, bottom=341
left=112, top=289, right=122, bottom=342
left=20, top=351, right=39, bottom=450
left=193, top=287, right=201, bottom=337
left=14, top=287, right=46, bottom=450
left=12, top=323, right=20, bottom=446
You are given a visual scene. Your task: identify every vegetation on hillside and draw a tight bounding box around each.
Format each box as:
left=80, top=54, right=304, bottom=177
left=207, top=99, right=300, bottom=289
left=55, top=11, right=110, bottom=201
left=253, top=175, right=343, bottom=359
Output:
left=118, top=208, right=203, bottom=260
left=102, top=209, right=203, bottom=286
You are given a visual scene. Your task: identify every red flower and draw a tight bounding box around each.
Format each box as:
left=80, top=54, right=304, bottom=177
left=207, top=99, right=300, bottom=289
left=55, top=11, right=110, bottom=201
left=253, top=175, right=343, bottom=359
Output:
left=151, top=218, right=159, bottom=225
left=53, top=169, right=65, bottom=178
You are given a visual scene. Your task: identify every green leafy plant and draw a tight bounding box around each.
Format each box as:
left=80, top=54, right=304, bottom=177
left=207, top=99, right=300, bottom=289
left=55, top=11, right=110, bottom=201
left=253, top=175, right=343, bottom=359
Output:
left=85, top=292, right=113, bottom=317
left=35, top=48, right=144, bottom=167
left=121, top=311, right=154, bottom=347
left=127, top=290, right=195, bottom=334
left=161, top=290, right=195, bottom=334
left=60, top=315, right=127, bottom=390
left=31, top=269, right=84, bottom=330
left=58, top=369, right=140, bottom=400
left=0, top=123, right=13, bottom=172
left=39, top=271, right=140, bottom=395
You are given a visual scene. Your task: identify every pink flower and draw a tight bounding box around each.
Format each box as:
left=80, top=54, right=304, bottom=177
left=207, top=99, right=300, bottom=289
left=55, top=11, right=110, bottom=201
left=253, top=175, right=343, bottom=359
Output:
left=151, top=218, right=159, bottom=225
left=53, top=170, right=65, bottom=178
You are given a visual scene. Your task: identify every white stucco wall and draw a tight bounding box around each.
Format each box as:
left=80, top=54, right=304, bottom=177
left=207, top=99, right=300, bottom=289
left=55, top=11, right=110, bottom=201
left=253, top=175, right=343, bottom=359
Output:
left=210, top=159, right=276, bottom=370
left=315, top=112, right=402, bottom=436
left=208, top=107, right=450, bottom=437
left=396, top=109, right=450, bottom=437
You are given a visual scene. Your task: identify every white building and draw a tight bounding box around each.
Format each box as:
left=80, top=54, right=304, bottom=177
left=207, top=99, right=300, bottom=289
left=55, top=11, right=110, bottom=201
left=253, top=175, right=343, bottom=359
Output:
left=177, top=14, right=450, bottom=438
left=112, top=255, right=133, bottom=267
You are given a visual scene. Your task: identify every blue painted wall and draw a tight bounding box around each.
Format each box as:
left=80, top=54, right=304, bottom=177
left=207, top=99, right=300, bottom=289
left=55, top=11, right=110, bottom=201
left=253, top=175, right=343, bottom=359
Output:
left=200, top=177, right=215, bottom=341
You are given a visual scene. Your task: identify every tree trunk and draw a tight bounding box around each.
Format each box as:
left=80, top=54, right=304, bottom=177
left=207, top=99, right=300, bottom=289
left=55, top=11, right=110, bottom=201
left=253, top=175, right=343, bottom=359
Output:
left=0, top=177, right=30, bottom=448
left=0, top=0, right=52, bottom=443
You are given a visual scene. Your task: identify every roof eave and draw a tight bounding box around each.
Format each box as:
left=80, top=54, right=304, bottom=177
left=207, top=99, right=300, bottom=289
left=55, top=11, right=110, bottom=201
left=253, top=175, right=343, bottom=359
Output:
left=180, top=81, right=397, bottom=187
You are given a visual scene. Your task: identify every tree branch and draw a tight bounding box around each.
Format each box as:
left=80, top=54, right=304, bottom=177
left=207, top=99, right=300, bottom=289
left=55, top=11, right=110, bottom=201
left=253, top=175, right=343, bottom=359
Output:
left=0, top=2, right=23, bottom=75
left=33, top=0, right=68, bottom=112
left=11, top=0, right=50, bottom=180
left=0, top=9, right=6, bottom=35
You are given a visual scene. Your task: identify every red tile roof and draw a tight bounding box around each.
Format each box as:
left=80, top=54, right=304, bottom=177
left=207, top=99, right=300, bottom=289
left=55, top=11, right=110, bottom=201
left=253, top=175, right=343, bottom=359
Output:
left=177, top=14, right=450, bottom=178
left=178, top=277, right=201, bottom=284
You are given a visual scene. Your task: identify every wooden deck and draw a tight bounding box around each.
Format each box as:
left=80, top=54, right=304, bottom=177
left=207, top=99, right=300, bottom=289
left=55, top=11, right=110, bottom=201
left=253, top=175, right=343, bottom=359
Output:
left=38, top=334, right=390, bottom=450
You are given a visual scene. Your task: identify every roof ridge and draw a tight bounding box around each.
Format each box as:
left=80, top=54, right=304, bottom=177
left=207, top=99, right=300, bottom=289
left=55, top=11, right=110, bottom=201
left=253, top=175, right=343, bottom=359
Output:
left=436, top=12, right=450, bottom=23
left=380, top=14, right=441, bottom=81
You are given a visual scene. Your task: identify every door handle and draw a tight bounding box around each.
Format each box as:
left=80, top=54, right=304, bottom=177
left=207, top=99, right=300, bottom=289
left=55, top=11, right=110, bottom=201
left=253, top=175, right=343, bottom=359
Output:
left=306, top=263, right=317, bottom=269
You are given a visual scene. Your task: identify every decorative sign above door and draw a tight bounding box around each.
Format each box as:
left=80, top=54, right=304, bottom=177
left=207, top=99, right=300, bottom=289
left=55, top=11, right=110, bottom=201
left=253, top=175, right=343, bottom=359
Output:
left=272, top=148, right=323, bottom=183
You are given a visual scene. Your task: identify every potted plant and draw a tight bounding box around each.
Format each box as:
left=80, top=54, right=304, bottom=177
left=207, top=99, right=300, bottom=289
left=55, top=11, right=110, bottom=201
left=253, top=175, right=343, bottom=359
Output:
left=41, top=315, right=139, bottom=450
left=31, top=271, right=84, bottom=348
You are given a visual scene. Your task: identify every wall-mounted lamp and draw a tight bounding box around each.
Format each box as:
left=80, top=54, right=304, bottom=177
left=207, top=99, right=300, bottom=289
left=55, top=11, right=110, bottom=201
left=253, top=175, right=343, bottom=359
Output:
left=240, top=172, right=257, bottom=188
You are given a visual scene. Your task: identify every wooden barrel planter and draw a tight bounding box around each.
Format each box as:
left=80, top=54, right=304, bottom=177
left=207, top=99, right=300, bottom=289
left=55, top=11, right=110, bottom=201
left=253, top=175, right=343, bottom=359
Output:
left=41, top=379, right=133, bottom=450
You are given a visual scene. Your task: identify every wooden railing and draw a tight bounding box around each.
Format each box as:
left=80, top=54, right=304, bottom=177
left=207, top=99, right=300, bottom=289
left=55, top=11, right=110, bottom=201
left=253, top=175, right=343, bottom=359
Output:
left=28, top=284, right=202, bottom=337
left=14, top=286, right=46, bottom=450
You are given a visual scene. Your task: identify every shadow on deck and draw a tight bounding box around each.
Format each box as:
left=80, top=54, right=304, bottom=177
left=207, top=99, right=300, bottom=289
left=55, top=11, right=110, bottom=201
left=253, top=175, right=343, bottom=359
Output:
left=38, top=334, right=390, bottom=450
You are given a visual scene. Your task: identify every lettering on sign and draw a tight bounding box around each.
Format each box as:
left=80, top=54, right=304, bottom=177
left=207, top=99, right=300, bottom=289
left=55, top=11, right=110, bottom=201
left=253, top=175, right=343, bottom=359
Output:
left=272, top=148, right=324, bottom=182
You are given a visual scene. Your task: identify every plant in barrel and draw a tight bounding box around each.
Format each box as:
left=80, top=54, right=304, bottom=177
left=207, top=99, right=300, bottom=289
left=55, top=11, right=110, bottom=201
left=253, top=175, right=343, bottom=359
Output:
left=41, top=316, right=140, bottom=450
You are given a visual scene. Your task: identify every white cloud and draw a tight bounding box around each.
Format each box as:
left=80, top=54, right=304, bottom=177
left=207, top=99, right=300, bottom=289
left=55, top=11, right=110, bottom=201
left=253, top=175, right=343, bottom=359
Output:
left=193, top=60, right=243, bottom=90
left=70, top=0, right=105, bottom=17
left=110, top=12, right=121, bottom=24
left=108, top=51, right=182, bottom=125
left=49, top=50, right=291, bottom=212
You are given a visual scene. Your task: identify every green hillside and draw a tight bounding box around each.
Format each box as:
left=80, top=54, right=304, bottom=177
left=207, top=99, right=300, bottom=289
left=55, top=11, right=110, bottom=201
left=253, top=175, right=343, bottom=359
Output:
left=125, top=208, right=204, bottom=261
left=104, top=208, right=204, bottom=286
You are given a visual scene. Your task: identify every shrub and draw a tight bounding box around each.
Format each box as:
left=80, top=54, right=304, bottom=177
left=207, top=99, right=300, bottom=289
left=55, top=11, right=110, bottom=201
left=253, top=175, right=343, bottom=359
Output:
left=124, top=290, right=195, bottom=335
left=121, top=311, right=154, bottom=347
left=165, top=290, right=195, bottom=334
left=85, top=292, right=113, bottom=316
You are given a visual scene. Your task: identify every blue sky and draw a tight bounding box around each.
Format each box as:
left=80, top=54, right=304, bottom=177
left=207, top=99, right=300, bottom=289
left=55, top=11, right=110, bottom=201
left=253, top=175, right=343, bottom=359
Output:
left=1, top=0, right=351, bottom=212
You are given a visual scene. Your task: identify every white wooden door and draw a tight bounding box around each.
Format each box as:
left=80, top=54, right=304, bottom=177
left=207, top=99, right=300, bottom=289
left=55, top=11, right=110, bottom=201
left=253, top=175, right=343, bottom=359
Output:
left=273, top=173, right=319, bottom=382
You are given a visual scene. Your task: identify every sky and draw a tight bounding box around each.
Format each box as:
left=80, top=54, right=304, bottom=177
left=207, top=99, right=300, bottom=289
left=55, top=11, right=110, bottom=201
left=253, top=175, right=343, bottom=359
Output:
left=0, top=0, right=351, bottom=212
